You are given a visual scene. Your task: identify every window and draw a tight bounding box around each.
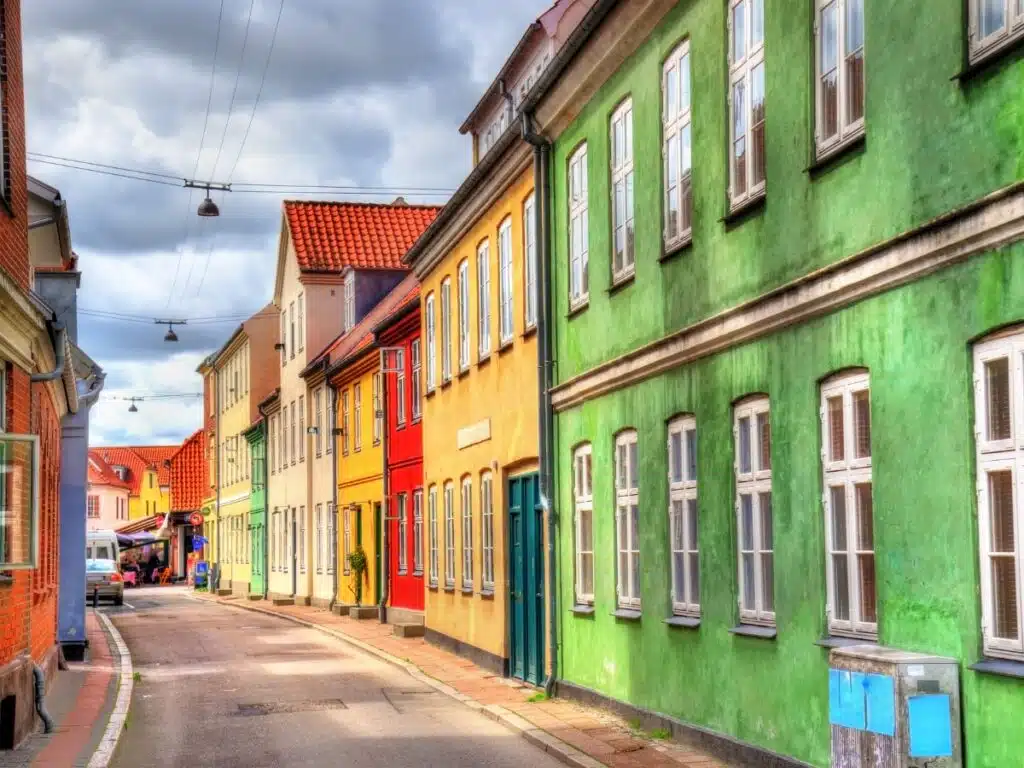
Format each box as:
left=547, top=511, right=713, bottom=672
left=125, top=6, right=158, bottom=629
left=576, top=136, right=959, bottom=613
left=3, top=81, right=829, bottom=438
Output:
left=354, top=383, right=362, bottom=451
left=969, top=0, right=1024, bottom=64
left=316, top=504, right=324, bottom=573
left=344, top=275, right=355, bottom=332
left=728, top=0, right=766, bottom=208
left=299, top=395, right=305, bottom=462
left=413, top=489, right=424, bottom=575
left=87, top=496, right=99, bottom=519
left=615, top=431, right=641, bottom=609
left=281, top=313, right=287, bottom=365
left=735, top=397, right=774, bottom=626
left=428, top=485, right=439, bottom=587
left=461, top=477, right=473, bottom=590
left=281, top=409, right=289, bottom=466
left=394, top=349, right=407, bottom=426
left=481, top=472, right=494, bottom=591
left=290, top=401, right=297, bottom=465
left=568, top=144, right=589, bottom=307
left=341, top=391, right=350, bottom=455
left=523, top=195, right=537, bottom=330
left=327, top=503, right=336, bottom=573
left=372, top=372, right=382, bottom=445
left=610, top=99, right=635, bottom=282
left=425, top=293, right=437, bottom=392
left=477, top=241, right=492, bottom=358
left=441, top=278, right=452, bottom=382
left=498, top=218, right=514, bottom=344
left=444, top=482, right=455, bottom=588
left=816, top=0, right=864, bottom=157
left=299, top=506, right=306, bottom=572
left=458, top=260, right=470, bottom=370
left=573, top=444, right=594, bottom=605
left=326, top=393, right=334, bottom=455
left=397, top=493, right=409, bottom=574
left=974, top=332, right=1024, bottom=658
left=668, top=416, right=700, bottom=616
left=821, top=373, right=875, bottom=638
left=663, top=41, right=693, bottom=246
left=289, top=302, right=296, bottom=359
left=315, top=389, right=323, bottom=457
left=343, top=507, right=352, bottom=575
left=411, top=340, right=422, bottom=420
left=298, top=293, right=305, bottom=351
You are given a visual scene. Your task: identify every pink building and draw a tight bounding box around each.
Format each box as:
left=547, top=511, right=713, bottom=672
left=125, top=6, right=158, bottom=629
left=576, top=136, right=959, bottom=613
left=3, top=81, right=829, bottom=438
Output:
left=86, top=450, right=131, bottom=531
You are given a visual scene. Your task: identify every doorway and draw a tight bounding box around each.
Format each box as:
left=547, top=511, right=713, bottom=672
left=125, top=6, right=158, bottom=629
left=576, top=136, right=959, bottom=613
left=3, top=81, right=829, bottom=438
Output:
left=507, top=473, right=544, bottom=685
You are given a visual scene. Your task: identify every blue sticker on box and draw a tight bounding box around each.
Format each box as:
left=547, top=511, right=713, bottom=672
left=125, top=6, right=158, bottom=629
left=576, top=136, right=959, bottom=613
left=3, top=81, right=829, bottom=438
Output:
left=908, top=695, right=953, bottom=758
left=829, top=670, right=866, bottom=730
left=863, top=674, right=895, bottom=736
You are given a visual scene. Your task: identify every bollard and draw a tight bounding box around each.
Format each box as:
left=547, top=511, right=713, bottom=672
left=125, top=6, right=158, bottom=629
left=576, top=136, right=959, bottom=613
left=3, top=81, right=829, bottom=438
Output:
left=92, top=586, right=99, bottom=609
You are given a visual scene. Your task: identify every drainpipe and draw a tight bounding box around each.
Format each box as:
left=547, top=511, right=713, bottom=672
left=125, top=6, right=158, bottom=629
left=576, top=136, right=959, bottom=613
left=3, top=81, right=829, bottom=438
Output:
left=378, top=364, right=390, bottom=624
left=262, top=421, right=270, bottom=599
left=77, top=370, right=106, bottom=407
left=522, top=111, right=558, bottom=697
left=331, top=387, right=341, bottom=611
left=33, top=664, right=54, bottom=733
left=30, top=324, right=67, bottom=383
left=215, top=370, right=222, bottom=592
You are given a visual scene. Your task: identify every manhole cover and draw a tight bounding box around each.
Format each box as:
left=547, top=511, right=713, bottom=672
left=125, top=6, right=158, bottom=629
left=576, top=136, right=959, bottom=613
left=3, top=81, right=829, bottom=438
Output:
left=234, top=699, right=347, bottom=717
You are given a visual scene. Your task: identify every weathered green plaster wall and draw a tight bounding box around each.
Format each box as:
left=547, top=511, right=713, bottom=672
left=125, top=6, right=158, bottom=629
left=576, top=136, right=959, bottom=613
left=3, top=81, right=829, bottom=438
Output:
left=555, top=245, right=1024, bottom=767
left=551, top=0, right=1024, bottom=381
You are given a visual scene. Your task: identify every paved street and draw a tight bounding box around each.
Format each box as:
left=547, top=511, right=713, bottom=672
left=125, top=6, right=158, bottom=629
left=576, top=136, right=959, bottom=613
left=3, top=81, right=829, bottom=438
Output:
left=107, top=588, right=567, bottom=768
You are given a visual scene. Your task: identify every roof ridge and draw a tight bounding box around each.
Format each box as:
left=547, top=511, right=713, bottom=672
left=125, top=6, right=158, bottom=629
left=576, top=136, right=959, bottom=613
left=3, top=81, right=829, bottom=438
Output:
left=283, top=199, right=443, bottom=210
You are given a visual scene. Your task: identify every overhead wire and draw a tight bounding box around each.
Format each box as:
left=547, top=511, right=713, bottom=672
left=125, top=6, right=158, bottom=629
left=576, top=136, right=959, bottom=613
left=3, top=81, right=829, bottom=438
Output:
left=209, top=0, right=257, bottom=181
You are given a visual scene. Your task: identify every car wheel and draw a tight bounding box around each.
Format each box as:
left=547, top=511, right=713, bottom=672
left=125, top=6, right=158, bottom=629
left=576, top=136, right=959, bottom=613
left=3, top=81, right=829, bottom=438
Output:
left=114, top=594, right=123, bottom=606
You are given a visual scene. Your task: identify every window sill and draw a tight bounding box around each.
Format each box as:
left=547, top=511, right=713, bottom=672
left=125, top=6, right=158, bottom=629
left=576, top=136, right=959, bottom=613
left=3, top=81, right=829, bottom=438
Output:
left=428, top=583, right=439, bottom=591
left=497, top=339, right=514, bottom=355
left=479, top=588, right=495, bottom=599
left=458, top=367, right=470, bottom=379
left=807, top=133, right=866, bottom=178
left=412, top=569, right=424, bottom=577
left=612, top=608, right=642, bottom=622
left=477, top=353, right=492, bottom=368
left=606, top=273, right=635, bottom=297
left=443, top=585, right=456, bottom=593
left=440, top=380, right=452, bottom=391
left=815, top=635, right=877, bottom=649
left=721, top=193, right=766, bottom=229
left=665, top=615, right=700, bottom=629
left=970, top=658, right=1024, bottom=680
left=412, top=417, right=422, bottom=425
left=521, top=326, right=537, bottom=340
left=729, top=624, right=777, bottom=640
left=567, top=301, right=589, bottom=320
left=956, top=36, right=1024, bottom=84
left=425, top=389, right=436, bottom=400
left=572, top=604, right=595, bottom=616
left=660, top=236, right=693, bottom=264
left=461, top=586, right=474, bottom=596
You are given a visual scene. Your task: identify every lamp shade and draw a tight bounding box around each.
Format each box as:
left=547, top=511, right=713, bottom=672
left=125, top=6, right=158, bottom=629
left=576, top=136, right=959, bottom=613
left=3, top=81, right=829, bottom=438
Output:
left=164, top=327, right=179, bottom=342
left=197, top=196, right=220, bottom=217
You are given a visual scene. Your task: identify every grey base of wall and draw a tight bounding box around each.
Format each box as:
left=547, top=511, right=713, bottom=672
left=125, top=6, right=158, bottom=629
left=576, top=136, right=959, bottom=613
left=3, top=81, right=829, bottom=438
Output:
left=385, top=606, right=424, bottom=626
left=310, top=597, right=332, bottom=609
left=0, top=644, right=58, bottom=750
left=424, top=628, right=507, bottom=677
left=554, top=680, right=814, bottom=768
left=295, top=596, right=311, bottom=607
left=231, top=582, right=250, bottom=597
left=267, top=592, right=294, bottom=606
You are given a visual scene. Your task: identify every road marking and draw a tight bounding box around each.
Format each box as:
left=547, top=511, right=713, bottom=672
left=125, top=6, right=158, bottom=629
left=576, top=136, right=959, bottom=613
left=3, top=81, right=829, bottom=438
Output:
left=122, top=603, right=135, bottom=610
left=87, top=610, right=134, bottom=768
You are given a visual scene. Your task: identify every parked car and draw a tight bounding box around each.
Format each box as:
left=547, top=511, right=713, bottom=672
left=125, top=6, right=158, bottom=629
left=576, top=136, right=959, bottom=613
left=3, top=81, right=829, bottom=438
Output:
left=86, top=558, right=124, bottom=605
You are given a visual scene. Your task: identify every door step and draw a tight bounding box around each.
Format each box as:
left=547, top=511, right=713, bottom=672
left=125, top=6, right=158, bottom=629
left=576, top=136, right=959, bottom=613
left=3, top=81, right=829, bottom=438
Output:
left=392, top=623, right=425, bottom=638
left=247, top=594, right=264, bottom=601
left=216, top=588, right=232, bottom=596
left=271, top=597, right=295, bottom=606
left=349, top=605, right=380, bottom=620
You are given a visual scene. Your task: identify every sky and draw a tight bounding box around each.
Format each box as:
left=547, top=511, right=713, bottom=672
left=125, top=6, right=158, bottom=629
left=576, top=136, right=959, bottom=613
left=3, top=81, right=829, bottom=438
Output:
left=23, top=0, right=549, bottom=447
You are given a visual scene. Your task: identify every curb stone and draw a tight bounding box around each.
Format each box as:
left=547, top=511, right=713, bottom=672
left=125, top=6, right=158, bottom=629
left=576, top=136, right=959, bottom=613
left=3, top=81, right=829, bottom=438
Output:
left=86, top=611, right=134, bottom=768
left=190, top=594, right=607, bottom=768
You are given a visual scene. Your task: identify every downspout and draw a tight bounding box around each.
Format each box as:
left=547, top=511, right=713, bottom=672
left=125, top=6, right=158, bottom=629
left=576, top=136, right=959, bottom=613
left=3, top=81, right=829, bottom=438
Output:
left=30, top=324, right=67, bottom=382
left=262, top=421, right=269, bottom=599
left=77, top=371, right=106, bottom=407
left=331, top=387, right=340, bottom=611
left=378, top=362, right=390, bottom=624
left=522, top=111, right=557, bottom=697
left=215, top=371, right=222, bottom=592
left=33, top=664, right=54, bottom=733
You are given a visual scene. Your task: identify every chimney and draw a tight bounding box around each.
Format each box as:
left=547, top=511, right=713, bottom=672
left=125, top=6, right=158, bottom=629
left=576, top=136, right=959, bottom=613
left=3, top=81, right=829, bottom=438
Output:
left=391, top=196, right=407, bottom=207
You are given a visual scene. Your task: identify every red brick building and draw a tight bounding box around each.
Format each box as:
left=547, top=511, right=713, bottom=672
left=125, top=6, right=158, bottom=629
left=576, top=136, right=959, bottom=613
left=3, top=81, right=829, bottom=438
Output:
left=0, top=0, right=77, bottom=749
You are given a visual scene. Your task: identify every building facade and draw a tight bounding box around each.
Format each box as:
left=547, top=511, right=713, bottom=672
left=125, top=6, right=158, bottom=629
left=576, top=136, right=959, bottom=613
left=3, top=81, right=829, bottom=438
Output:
left=97, top=446, right=172, bottom=521
left=168, top=429, right=206, bottom=580
left=243, top=421, right=267, bottom=597
left=296, top=366, right=336, bottom=607
left=86, top=451, right=130, bottom=530
left=541, top=1, right=1024, bottom=765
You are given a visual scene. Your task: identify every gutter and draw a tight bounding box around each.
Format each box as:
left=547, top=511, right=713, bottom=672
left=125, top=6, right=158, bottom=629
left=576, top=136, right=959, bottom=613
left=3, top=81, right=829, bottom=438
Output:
left=331, top=387, right=341, bottom=610
left=378, top=357, right=390, bottom=624
left=77, top=370, right=107, bottom=407
left=522, top=111, right=558, bottom=697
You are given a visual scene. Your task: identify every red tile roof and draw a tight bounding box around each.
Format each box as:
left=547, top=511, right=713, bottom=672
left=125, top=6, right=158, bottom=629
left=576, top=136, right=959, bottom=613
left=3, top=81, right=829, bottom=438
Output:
left=131, top=446, right=178, bottom=486
left=284, top=200, right=441, bottom=273
left=169, top=430, right=205, bottom=512
left=97, top=445, right=179, bottom=496
left=87, top=450, right=130, bottom=490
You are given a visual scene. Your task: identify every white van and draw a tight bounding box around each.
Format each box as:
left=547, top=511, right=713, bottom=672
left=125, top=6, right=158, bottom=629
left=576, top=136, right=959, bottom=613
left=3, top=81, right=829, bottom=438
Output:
left=86, top=530, right=120, bottom=563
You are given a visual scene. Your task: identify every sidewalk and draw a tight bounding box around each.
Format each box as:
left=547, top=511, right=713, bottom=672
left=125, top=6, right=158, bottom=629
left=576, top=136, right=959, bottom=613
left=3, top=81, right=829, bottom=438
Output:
left=0, top=611, right=123, bottom=768
left=197, top=593, right=729, bottom=768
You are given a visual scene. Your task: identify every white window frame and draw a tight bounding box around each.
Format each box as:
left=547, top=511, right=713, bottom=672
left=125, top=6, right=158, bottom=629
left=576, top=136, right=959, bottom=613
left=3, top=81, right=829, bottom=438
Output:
left=353, top=383, right=362, bottom=452
left=610, top=99, right=635, bottom=283
left=343, top=506, right=352, bottom=575
left=663, top=40, right=693, bottom=248
left=458, top=260, right=471, bottom=371
left=395, top=349, right=407, bottom=427
left=975, top=331, right=1024, bottom=658
left=344, top=276, right=355, bottom=332
left=397, top=492, right=408, bottom=575
left=289, top=302, right=296, bottom=359
left=440, top=278, right=452, bottom=383
left=728, top=0, right=766, bottom=209
left=411, top=339, right=422, bottom=421
left=413, top=488, right=424, bottom=575
left=615, top=431, right=641, bottom=609
left=341, top=390, right=349, bottom=455
left=444, top=482, right=456, bottom=588
left=298, top=506, right=306, bottom=573
left=326, top=394, right=334, bottom=456
left=327, top=503, right=336, bottom=574
left=568, top=144, right=589, bottom=308
left=815, top=0, right=865, bottom=158
left=734, top=397, right=774, bottom=626
left=461, top=477, right=473, bottom=590
left=280, top=313, right=287, bottom=366
left=523, top=194, right=537, bottom=330
left=298, top=395, right=305, bottom=462
left=315, top=504, right=323, bottom=574
left=668, top=416, right=700, bottom=617
left=477, top=241, right=492, bottom=359
left=969, top=0, right=1024, bottom=64
left=315, top=388, right=323, bottom=457
left=425, top=293, right=436, bottom=392
left=297, top=293, right=305, bottom=351
left=481, top=472, right=494, bottom=590
left=573, top=444, right=594, bottom=605
left=428, top=485, right=439, bottom=587
left=498, top=217, right=514, bottom=344
left=372, top=372, right=382, bottom=445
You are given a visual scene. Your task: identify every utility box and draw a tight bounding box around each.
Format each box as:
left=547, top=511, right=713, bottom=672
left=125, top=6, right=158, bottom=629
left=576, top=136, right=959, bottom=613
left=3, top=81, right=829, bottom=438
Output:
left=829, top=645, right=962, bottom=767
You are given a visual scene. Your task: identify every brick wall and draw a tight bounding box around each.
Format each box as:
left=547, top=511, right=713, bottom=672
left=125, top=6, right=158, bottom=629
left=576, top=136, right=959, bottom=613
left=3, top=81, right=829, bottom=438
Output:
left=0, top=0, right=27, bottom=288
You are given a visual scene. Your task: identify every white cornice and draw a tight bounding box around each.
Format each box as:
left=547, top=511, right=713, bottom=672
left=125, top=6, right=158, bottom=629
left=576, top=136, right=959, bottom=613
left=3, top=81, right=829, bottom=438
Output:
left=0, top=270, right=47, bottom=371
left=552, top=183, right=1024, bottom=412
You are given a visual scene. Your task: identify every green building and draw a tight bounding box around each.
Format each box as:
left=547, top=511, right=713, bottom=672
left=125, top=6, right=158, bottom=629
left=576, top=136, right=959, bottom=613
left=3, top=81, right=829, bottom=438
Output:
left=244, top=420, right=268, bottom=598
left=535, top=1, right=1024, bottom=765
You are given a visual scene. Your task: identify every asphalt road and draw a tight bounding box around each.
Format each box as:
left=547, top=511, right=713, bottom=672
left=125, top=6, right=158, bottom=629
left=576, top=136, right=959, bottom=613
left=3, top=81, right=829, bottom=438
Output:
left=108, top=589, right=564, bottom=768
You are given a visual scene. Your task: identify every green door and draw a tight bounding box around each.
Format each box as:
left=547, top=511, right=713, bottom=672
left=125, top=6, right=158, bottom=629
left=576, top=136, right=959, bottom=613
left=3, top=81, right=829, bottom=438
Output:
left=249, top=521, right=264, bottom=596
left=508, top=473, right=544, bottom=685
left=374, top=502, right=383, bottom=605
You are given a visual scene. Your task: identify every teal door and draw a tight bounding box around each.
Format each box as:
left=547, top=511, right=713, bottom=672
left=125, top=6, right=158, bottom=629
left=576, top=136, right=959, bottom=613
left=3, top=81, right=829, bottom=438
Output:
left=249, top=520, right=264, bottom=596
left=508, top=473, right=544, bottom=685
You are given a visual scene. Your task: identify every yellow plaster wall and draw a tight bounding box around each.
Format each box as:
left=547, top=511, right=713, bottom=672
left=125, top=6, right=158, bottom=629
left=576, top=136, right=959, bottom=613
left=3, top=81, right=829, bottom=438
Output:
left=215, top=339, right=253, bottom=591
left=129, top=470, right=169, bottom=520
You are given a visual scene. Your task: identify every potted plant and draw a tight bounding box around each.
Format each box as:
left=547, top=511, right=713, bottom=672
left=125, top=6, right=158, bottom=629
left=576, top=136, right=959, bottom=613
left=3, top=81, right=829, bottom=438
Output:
left=348, top=546, right=367, bottom=605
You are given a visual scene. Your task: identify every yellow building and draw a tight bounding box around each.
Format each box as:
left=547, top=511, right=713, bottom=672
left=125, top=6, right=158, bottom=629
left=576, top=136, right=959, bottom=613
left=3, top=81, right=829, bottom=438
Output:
left=99, top=446, right=174, bottom=521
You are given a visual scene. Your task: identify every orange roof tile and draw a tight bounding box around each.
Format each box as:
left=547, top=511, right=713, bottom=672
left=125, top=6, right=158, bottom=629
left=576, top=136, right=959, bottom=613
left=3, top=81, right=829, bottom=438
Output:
left=284, top=200, right=441, bottom=273
left=87, top=450, right=130, bottom=490
left=97, top=445, right=178, bottom=496
left=169, top=430, right=205, bottom=512
left=131, top=446, right=178, bottom=486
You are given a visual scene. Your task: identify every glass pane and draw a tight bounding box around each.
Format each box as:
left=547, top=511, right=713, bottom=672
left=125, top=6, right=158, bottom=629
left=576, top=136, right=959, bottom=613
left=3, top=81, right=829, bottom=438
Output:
left=688, top=553, right=700, bottom=605
left=856, top=483, right=874, bottom=550
left=992, top=556, right=1019, bottom=640
left=673, top=552, right=686, bottom=601
left=687, top=499, right=698, bottom=550
left=624, top=110, right=633, bottom=164
left=584, top=453, right=592, bottom=496
left=980, top=0, right=1006, bottom=39
left=990, top=470, right=1016, bottom=553
left=853, top=390, right=871, bottom=458
left=825, top=396, right=844, bottom=463
left=686, top=429, right=697, bottom=482
left=680, top=53, right=691, bottom=111
left=760, top=492, right=773, bottom=550
left=629, top=441, right=639, bottom=490
left=614, top=117, right=624, bottom=168
left=761, top=552, right=774, bottom=612
left=670, top=431, right=683, bottom=483
left=672, top=500, right=684, bottom=550
left=751, top=0, right=764, bottom=46
left=667, top=134, right=679, bottom=188
left=986, top=358, right=1012, bottom=441
left=681, top=173, right=692, bottom=235
left=575, top=456, right=583, bottom=496
left=666, top=64, right=679, bottom=120
left=846, top=49, right=864, bottom=126
left=618, top=550, right=628, bottom=596
left=617, top=506, right=627, bottom=550
left=758, top=411, right=771, bottom=471
left=742, top=553, right=755, bottom=609
left=580, top=508, right=593, bottom=550
left=751, top=64, right=766, bottom=187
left=733, top=0, right=747, bottom=61
left=630, top=505, right=640, bottom=552
left=831, top=486, right=848, bottom=550
left=681, top=123, right=692, bottom=177
left=858, top=553, right=877, bottom=623
left=821, top=3, right=838, bottom=74
left=741, top=494, right=754, bottom=550
left=581, top=552, right=594, bottom=595
left=738, top=416, right=751, bottom=473
left=733, top=80, right=747, bottom=196
left=631, top=550, right=640, bottom=600
left=617, top=443, right=627, bottom=490
left=833, top=554, right=851, bottom=621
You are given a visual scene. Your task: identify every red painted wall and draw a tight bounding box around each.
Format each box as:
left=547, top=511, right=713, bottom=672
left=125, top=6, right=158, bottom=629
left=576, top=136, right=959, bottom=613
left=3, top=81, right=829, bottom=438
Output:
left=382, top=306, right=424, bottom=612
